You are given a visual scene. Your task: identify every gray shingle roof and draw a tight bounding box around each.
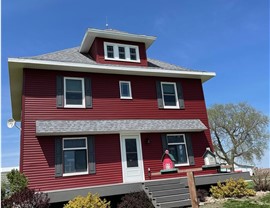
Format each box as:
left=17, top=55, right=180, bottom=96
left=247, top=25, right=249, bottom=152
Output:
left=20, top=47, right=202, bottom=72
left=36, top=119, right=207, bottom=136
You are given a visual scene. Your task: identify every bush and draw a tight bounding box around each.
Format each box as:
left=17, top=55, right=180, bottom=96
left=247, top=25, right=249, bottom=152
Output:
left=253, top=168, right=270, bottom=191
left=64, top=193, right=110, bottom=208
left=6, top=169, right=28, bottom=195
left=1, top=187, right=50, bottom=208
left=210, top=178, right=256, bottom=199
left=117, top=191, right=154, bottom=208
left=1, top=181, right=8, bottom=200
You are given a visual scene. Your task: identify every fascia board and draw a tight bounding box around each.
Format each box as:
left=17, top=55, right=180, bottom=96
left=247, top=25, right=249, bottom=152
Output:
left=8, top=58, right=216, bottom=121
left=79, top=28, right=157, bottom=53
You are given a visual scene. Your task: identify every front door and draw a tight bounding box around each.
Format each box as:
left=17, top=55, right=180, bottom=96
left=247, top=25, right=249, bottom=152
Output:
left=120, top=135, right=144, bottom=183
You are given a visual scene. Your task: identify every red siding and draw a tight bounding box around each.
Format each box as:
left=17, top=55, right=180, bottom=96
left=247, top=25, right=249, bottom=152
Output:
left=24, top=134, right=122, bottom=191
left=22, top=68, right=215, bottom=191
left=89, top=37, right=148, bottom=66
left=141, top=133, right=217, bottom=180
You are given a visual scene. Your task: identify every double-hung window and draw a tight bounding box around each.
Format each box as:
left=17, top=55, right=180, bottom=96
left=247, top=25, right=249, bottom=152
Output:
left=104, top=42, right=140, bottom=62
left=63, top=138, right=88, bottom=176
left=64, top=77, right=85, bottom=108
left=119, top=81, right=132, bottom=99
left=161, top=82, right=179, bottom=108
left=167, top=134, right=189, bottom=166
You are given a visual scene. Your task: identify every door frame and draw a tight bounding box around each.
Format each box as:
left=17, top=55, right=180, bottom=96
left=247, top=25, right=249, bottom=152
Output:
left=120, top=133, right=145, bottom=183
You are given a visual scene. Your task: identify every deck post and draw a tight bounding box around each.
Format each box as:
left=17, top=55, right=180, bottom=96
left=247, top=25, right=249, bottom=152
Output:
left=187, top=171, right=199, bottom=208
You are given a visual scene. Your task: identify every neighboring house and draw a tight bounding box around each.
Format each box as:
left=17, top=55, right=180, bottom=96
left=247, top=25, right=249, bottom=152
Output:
left=8, top=28, right=250, bottom=207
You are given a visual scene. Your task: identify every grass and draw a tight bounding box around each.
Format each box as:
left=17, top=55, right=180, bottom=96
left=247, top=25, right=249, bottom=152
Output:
left=202, top=193, right=270, bottom=208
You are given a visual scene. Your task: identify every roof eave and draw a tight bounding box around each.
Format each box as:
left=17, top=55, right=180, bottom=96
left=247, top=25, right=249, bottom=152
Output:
left=79, top=28, right=157, bottom=53
left=8, top=58, right=216, bottom=121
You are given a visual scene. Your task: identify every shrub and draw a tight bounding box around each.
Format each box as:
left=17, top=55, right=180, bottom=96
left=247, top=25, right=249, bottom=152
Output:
left=253, top=168, right=270, bottom=191
left=1, top=187, right=50, bottom=208
left=6, top=169, right=28, bottom=195
left=117, top=191, right=154, bottom=208
left=1, top=181, right=8, bottom=200
left=64, top=192, right=110, bottom=208
left=210, top=178, right=256, bottom=199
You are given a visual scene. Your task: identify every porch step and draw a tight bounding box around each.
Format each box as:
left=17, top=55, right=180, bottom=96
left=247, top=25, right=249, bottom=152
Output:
left=143, top=178, right=191, bottom=208
left=151, top=188, right=189, bottom=197
left=158, top=199, right=191, bottom=208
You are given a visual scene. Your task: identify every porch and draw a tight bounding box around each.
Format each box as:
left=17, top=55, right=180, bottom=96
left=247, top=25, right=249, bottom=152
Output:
left=48, top=171, right=250, bottom=206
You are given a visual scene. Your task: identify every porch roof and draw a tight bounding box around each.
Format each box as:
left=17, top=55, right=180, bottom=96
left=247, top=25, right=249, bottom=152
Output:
left=36, top=119, right=207, bottom=136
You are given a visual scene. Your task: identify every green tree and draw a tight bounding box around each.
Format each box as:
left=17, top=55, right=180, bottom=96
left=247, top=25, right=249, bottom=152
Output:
left=208, top=103, right=269, bottom=171
left=6, top=169, right=28, bottom=195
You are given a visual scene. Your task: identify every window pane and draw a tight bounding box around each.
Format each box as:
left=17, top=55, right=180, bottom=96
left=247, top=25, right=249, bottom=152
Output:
left=121, top=83, right=130, bottom=97
left=119, top=47, right=125, bottom=59
left=167, top=135, right=184, bottom=144
left=168, top=144, right=188, bottom=164
left=64, top=150, right=75, bottom=173
left=130, top=48, right=137, bottom=60
left=64, top=139, right=86, bottom=148
left=64, top=150, right=87, bottom=173
left=66, top=79, right=82, bottom=92
left=107, top=45, right=114, bottom=58
left=125, top=139, right=138, bottom=168
left=75, top=150, right=87, bottom=172
left=66, top=92, right=83, bottom=105
left=125, top=139, right=137, bottom=152
left=177, top=144, right=188, bottom=163
left=126, top=153, right=138, bottom=167
left=164, top=95, right=176, bottom=106
left=162, top=84, right=175, bottom=94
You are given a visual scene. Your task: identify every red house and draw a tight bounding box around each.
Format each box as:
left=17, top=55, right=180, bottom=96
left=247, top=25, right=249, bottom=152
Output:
left=8, top=28, right=249, bottom=207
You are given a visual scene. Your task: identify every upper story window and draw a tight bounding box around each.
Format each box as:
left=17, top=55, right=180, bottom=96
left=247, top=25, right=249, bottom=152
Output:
left=64, top=77, right=85, bottom=108
left=119, top=81, right=132, bottom=99
left=63, top=137, right=88, bottom=176
left=104, top=42, right=140, bottom=63
left=167, top=134, right=189, bottom=166
left=161, top=82, right=179, bottom=109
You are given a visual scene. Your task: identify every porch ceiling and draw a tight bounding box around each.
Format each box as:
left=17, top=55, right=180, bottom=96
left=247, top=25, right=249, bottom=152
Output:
left=36, top=119, right=207, bottom=136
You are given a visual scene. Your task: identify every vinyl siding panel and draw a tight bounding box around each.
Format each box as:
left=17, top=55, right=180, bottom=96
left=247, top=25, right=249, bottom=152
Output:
left=22, top=68, right=215, bottom=191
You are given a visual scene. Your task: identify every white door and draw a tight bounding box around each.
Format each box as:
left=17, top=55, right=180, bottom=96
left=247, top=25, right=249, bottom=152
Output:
left=120, top=135, right=145, bottom=183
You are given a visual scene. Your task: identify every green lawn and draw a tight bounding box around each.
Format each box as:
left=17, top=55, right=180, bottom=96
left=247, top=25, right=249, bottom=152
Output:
left=202, top=193, right=270, bottom=208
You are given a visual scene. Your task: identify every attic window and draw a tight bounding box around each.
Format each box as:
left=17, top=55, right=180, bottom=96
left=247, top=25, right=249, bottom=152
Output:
left=104, top=42, right=140, bottom=63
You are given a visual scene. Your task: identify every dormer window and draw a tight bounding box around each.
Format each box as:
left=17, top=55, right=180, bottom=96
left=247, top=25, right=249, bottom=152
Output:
left=106, top=45, right=114, bottom=58
left=104, top=42, right=140, bottom=63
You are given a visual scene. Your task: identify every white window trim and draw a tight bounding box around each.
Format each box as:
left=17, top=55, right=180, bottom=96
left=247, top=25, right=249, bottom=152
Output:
left=62, top=137, right=88, bottom=177
left=104, top=42, right=140, bottom=63
left=161, top=82, right=179, bottom=109
left=119, top=81, right=132, bottom=99
left=167, top=134, right=189, bottom=166
left=64, top=77, right=85, bottom=108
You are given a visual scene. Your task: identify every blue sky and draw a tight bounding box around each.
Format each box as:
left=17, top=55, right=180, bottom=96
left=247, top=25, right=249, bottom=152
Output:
left=1, top=0, right=269, bottom=168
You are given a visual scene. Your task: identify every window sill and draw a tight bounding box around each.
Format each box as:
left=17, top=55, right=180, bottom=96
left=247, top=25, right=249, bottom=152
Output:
left=163, top=106, right=180, bottom=109
left=64, top=105, right=86, bottom=108
left=104, top=57, right=140, bottom=63
left=120, top=97, right=133, bottom=100
left=63, top=171, right=88, bottom=177
left=175, top=163, right=190, bottom=167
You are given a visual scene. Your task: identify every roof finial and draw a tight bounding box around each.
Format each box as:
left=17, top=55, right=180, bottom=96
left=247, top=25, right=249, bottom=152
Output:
left=105, top=16, right=109, bottom=29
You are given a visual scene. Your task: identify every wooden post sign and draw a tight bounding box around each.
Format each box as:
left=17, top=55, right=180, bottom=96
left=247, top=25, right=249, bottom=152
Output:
left=187, top=171, right=199, bottom=208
